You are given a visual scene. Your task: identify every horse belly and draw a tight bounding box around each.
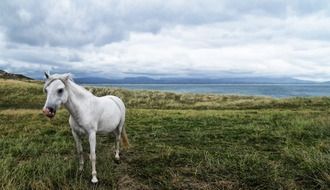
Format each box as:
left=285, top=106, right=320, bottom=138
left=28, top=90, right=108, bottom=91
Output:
left=96, top=103, right=122, bottom=133
left=97, top=118, right=119, bottom=133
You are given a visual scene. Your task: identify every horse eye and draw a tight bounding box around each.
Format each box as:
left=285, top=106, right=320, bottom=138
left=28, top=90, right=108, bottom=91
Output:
left=45, top=89, right=48, bottom=94
left=57, top=88, right=63, bottom=94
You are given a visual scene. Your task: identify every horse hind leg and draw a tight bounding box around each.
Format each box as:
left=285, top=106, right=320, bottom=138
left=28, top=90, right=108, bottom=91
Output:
left=114, top=128, right=121, bottom=161
left=114, top=118, right=125, bottom=161
left=113, top=101, right=126, bottom=161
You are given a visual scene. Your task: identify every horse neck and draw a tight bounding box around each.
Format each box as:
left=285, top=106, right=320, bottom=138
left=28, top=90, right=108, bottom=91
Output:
left=64, top=80, right=94, bottom=120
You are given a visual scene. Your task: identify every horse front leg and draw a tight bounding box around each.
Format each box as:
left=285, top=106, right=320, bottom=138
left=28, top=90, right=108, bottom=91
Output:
left=71, top=130, right=84, bottom=171
left=89, top=131, right=98, bottom=183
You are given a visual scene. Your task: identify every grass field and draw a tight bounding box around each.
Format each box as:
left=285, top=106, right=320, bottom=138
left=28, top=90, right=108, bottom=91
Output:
left=0, top=79, right=330, bottom=189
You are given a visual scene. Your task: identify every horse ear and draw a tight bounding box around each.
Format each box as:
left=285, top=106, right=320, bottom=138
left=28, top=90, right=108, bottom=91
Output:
left=44, top=71, right=50, bottom=79
left=63, top=73, right=72, bottom=82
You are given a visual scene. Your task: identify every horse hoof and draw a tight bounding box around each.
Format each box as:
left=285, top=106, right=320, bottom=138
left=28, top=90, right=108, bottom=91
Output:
left=114, top=155, right=120, bottom=163
left=114, top=159, right=121, bottom=164
left=91, top=177, right=98, bottom=183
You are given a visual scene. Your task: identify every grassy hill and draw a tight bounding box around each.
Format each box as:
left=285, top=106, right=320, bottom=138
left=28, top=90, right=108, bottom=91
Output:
left=0, top=70, right=33, bottom=80
left=0, top=79, right=329, bottom=189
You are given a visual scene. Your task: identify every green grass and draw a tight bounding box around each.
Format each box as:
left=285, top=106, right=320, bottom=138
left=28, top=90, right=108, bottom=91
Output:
left=0, top=79, right=330, bottom=189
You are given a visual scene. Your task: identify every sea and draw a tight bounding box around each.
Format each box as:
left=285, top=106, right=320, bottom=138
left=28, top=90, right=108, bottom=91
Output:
left=89, top=83, right=330, bottom=98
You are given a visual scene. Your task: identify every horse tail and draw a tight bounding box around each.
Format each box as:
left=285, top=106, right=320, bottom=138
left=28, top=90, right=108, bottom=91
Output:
left=121, top=125, right=129, bottom=149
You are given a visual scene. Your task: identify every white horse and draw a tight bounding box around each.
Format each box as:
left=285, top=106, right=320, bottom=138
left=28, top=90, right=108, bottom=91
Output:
left=42, top=72, right=129, bottom=183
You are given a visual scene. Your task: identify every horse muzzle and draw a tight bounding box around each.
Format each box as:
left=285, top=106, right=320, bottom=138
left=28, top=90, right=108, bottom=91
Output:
left=43, top=107, right=56, bottom=118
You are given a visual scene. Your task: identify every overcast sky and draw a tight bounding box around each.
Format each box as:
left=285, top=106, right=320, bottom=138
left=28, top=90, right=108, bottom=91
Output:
left=1, top=0, right=330, bottom=80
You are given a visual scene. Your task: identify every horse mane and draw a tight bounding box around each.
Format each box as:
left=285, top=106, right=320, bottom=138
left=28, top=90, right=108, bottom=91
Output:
left=44, top=73, right=73, bottom=91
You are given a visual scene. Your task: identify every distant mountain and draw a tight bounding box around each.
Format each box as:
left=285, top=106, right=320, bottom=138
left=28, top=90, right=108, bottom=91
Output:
left=75, top=76, right=316, bottom=84
left=0, top=70, right=33, bottom=80
left=75, top=76, right=155, bottom=84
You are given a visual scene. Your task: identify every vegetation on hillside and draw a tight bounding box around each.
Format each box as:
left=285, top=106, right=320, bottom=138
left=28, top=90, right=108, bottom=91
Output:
left=0, top=70, right=33, bottom=80
left=2, top=79, right=330, bottom=110
left=0, top=79, right=329, bottom=189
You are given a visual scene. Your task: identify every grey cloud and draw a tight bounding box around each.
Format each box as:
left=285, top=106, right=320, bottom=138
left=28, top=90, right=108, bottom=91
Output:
left=1, top=0, right=329, bottom=47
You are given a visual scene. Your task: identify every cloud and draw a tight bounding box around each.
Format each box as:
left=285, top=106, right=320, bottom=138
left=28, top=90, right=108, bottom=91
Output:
left=1, top=0, right=330, bottom=80
left=2, top=0, right=323, bottom=47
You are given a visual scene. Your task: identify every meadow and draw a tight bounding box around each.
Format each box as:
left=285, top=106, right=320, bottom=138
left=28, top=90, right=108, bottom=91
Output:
left=0, top=79, right=329, bottom=189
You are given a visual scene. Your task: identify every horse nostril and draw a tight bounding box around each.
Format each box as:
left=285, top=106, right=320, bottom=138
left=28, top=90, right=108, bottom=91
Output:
left=47, top=107, right=55, bottom=113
